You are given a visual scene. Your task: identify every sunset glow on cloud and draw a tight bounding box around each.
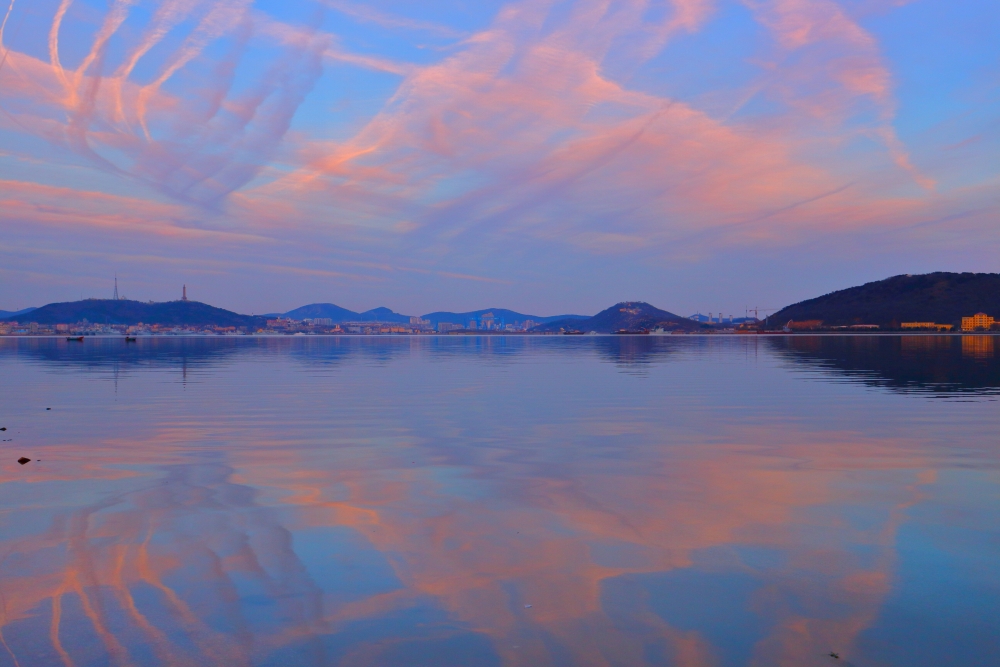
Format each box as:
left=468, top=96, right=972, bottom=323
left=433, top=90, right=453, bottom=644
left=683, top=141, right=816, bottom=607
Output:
left=1, top=0, right=997, bottom=314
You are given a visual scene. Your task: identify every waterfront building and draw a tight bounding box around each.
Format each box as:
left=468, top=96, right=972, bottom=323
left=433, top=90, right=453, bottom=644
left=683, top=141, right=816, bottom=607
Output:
left=785, top=320, right=824, bottom=330
left=961, top=313, right=995, bottom=331
left=901, top=322, right=954, bottom=331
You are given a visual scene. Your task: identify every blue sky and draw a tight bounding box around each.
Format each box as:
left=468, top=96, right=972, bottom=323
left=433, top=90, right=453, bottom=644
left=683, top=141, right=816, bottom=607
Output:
left=0, top=0, right=997, bottom=317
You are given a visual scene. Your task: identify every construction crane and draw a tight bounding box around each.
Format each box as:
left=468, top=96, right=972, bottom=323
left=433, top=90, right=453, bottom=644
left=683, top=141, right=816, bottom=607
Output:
left=744, top=306, right=779, bottom=321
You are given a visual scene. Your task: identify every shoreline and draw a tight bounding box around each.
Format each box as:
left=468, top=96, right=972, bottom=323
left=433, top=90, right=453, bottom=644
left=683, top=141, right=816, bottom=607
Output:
left=2, top=332, right=999, bottom=339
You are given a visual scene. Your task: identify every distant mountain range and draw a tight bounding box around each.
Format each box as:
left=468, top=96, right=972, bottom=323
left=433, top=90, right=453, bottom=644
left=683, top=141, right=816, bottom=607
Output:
left=8, top=272, right=996, bottom=332
left=2, top=300, right=263, bottom=327
left=770, top=272, right=1000, bottom=328
left=1, top=299, right=590, bottom=328
left=0, top=307, right=36, bottom=318
left=535, top=302, right=704, bottom=333
left=283, top=303, right=586, bottom=325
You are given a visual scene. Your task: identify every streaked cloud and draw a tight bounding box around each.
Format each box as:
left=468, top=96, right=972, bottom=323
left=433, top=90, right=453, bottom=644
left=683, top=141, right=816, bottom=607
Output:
left=0, top=0, right=997, bottom=312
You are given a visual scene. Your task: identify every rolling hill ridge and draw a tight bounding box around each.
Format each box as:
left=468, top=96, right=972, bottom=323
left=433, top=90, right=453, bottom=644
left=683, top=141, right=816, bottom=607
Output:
left=770, top=273, right=1000, bottom=328
left=2, top=300, right=264, bottom=327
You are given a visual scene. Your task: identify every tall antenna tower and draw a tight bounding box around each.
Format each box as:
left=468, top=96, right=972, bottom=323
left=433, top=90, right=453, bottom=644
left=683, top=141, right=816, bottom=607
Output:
left=114, top=274, right=119, bottom=300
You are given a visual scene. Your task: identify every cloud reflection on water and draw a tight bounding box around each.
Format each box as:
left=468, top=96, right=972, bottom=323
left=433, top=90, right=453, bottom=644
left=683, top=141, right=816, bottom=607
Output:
left=0, top=337, right=998, bottom=666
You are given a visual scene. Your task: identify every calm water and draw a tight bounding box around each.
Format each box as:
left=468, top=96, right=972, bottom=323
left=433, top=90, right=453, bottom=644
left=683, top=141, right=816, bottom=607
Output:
left=0, top=336, right=998, bottom=667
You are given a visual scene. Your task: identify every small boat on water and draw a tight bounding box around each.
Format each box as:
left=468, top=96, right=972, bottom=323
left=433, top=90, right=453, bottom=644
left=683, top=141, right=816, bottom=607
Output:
left=66, top=336, right=84, bottom=342
left=562, top=330, right=585, bottom=335
left=125, top=336, right=137, bottom=342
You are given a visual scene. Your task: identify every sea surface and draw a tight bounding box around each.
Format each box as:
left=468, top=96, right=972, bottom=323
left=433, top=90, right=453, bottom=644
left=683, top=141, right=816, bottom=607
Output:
left=0, top=335, right=998, bottom=667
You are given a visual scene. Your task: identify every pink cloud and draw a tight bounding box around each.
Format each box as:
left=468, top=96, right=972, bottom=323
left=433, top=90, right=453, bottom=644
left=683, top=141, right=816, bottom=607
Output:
left=260, top=0, right=862, bottom=251
left=2, top=0, right=981, bottom=307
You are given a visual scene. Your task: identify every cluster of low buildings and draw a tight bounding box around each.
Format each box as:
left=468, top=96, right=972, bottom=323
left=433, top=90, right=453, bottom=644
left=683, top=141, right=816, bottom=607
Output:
left=264, top=318, right=434, bottom=335
left=0, top=309, right=549, bottom=336
left=776, top=312, right=999, bottom=333
left=0, top=321, right=247, bottom=336
left=901, top=313, right=998, bottom=332
left=261, top=313, right=541, bottom=335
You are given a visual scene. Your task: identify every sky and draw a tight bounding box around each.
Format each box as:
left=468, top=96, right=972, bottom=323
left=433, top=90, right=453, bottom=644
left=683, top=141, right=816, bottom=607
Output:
left=0, top=0, right=998, bottom=318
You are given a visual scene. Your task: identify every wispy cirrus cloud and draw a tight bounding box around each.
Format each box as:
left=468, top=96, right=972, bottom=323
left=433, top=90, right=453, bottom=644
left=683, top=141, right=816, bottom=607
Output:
left=0, top=0, right=995, bottom=312
left=2, top=0, right=328, bottom=207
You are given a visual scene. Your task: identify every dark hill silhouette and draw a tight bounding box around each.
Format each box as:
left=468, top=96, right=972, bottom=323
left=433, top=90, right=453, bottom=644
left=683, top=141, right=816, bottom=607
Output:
left=421, top=308, right=587, bottom=327
left=535, top=302, right=702, bottom=333
left=2, top=299, right=264, bottom=327
left=283, top=304, right=585, bottom=325
left=770, top=273, right=1000, bottom=328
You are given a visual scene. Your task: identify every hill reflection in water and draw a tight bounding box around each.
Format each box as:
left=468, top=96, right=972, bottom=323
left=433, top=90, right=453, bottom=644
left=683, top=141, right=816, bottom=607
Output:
left=0, top=336, right=998, bottom=667
left=768, top=335, right=1000, bottom=397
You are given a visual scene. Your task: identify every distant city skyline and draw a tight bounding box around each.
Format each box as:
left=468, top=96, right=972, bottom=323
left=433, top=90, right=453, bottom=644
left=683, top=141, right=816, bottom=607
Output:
left=1, top=1, right=997, bottom=315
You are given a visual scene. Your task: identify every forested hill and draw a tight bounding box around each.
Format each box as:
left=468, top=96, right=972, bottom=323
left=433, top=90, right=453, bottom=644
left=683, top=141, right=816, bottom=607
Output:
left=1, top=299, right=264, bottom=327
left=770, top=273, right=1000, bottom=327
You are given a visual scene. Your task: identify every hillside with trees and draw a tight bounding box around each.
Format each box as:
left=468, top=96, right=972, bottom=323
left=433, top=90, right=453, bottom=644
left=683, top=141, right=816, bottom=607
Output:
left=769, top=273, right=1000, bottom=328
left=2, top=299, right=264, bottom=327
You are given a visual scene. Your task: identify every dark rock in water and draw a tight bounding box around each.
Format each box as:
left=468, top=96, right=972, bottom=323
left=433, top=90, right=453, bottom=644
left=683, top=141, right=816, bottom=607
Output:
left=17, top=457, right=30, bottom=465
